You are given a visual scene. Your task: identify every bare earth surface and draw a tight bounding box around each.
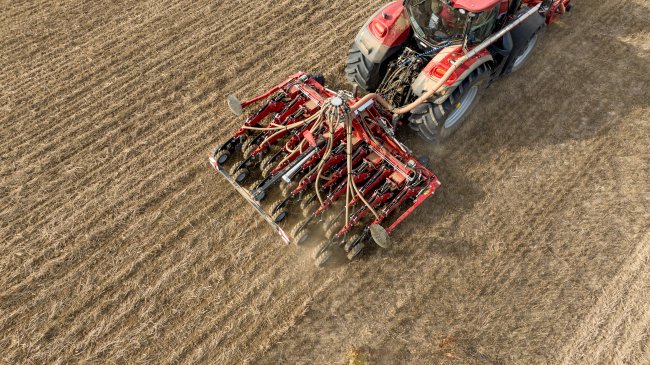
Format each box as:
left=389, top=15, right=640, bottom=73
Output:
left=1, top=0, right=648, bottom=363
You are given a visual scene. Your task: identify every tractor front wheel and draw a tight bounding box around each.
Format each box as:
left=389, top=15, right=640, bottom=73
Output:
left=409, top=64, right=491, bottom=144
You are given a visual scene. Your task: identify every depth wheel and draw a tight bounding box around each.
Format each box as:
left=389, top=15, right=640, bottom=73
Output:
left=281, top=182, right=298, bottom=196
left=324, top=225, right=338, bottom=240
left=242, top=139, right=257, bottom=158
left=347, top=243, right=365, bottom=261
left=211, top=148, right=231, bottom=165
left=292, top=228, right=309, bottom=246
left=312, top=240, right=330, bottom=260
left=273, top=209, right=288, bottom=224
left=344, top=233, right=362, bottom=252
left=300, top=193, right=318, bottom=215
left=231, top=167, right=249, bottom=184
left=314, top=250, right=331, bottom=267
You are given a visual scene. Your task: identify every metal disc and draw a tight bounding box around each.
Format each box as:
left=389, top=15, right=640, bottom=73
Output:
left=370, top=224, right=391, bottom=249
left=227, top=95, right=243, bottom=116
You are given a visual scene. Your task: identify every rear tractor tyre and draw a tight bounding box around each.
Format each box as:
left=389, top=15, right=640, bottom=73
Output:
left=345, top=42, right=385, bottom=92
left=409, top=64, right=491, bottom=144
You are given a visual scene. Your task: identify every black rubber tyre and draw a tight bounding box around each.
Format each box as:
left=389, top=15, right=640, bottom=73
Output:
left=292, top=228, right=309, bottom=246
left=345, top=43, right=384, bottom=92
left=344, top=233, right=362, bottom=252
left=409, top=63, right=491, bottom=144
left=273, top=210, right=288, bottom=224
left=324, top=225, right=338, bottom=240
left=300, top=193, right=318, bottom=215
left=280, top=181, right=297, bottom=196
left=347, top=243, right=365, bottom=261
left=509, top=33, right=539, bottom=73
left=231, top=166, right=249, bottom=184
left=314, top=250, right=331, bottom=267
left=241, top=139, right=257, bottom=159
left=312, top=240, right=330, bottom=259
left=212, top=149, right=231, bottom=165
left=259, top=153, right=276, bottom=177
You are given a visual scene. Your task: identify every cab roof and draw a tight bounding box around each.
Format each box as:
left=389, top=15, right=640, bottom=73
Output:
left=451, top=0, right=501, bottom=12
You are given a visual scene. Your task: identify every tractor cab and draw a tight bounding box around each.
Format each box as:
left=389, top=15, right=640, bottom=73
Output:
left=405, top=0, right=500, bottom=48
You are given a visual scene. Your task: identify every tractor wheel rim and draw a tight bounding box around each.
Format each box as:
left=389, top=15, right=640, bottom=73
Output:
left=513, top=34, right=538, bottom=69
left=445, top=85, right=479, bottom=128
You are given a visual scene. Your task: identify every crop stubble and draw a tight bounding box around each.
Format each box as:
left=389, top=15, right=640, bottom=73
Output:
left=1, top=0, right=648, bottom=364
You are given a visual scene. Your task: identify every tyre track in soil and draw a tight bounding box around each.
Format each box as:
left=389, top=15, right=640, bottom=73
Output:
left=4, top=180, right=223, bottom=363
left=3, top=0, right=647, bottom=363
left=76, top=216, right=277, bottom=362
left=0, top=0, right=251, bottom=157
left=558, top=231, right=650, bottom=365
left=0, top=0, right=316, bottom=210
left=34, top=215, right=285, bottom=363
left=347, top=147, right=609, bottom=363
left=0, top=89, right=222, bottom=293
left=0, top=0, right=350, bottom=188
left=0, top=0, right=188, bottom=116
left=2, top=0, right=233, bottom=158
left=0, top=0, right=235, bottom=88
left=0, top=0, right=255, bottom=129
left=0, top=165, right=214, bottom=339
left=0, top=0, right=286, bottom=272
left=0, top=0, right=364, bottom=296
left=435, top=0, right=642, bottom=285
left=437, top=0, right=625, bottom=259
left=0, top=1, right=157, bottom=71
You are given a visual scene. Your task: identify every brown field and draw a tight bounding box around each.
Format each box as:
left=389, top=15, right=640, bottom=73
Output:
left=1, top=0, right=649, bottom=363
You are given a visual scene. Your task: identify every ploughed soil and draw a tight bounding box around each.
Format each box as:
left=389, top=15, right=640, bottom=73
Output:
left=1, top=0, right=648, bottom=363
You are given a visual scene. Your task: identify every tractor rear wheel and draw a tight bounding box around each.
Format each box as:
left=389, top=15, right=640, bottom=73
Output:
left=409, top=63, right=491, bottom=144
left=345, top=43, right=384, bottom=92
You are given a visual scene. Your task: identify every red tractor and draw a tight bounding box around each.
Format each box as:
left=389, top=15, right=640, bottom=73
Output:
left=209, top=0, right=570, bottom=265
left=346, top=0, right=571, bottom=142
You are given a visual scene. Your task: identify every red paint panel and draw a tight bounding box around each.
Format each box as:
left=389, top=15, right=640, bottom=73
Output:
left=451, top=0, right=501, bottom=12
left=367, top=1, right=410, bottom=47
left=423, top=46, right=491, bottom=86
